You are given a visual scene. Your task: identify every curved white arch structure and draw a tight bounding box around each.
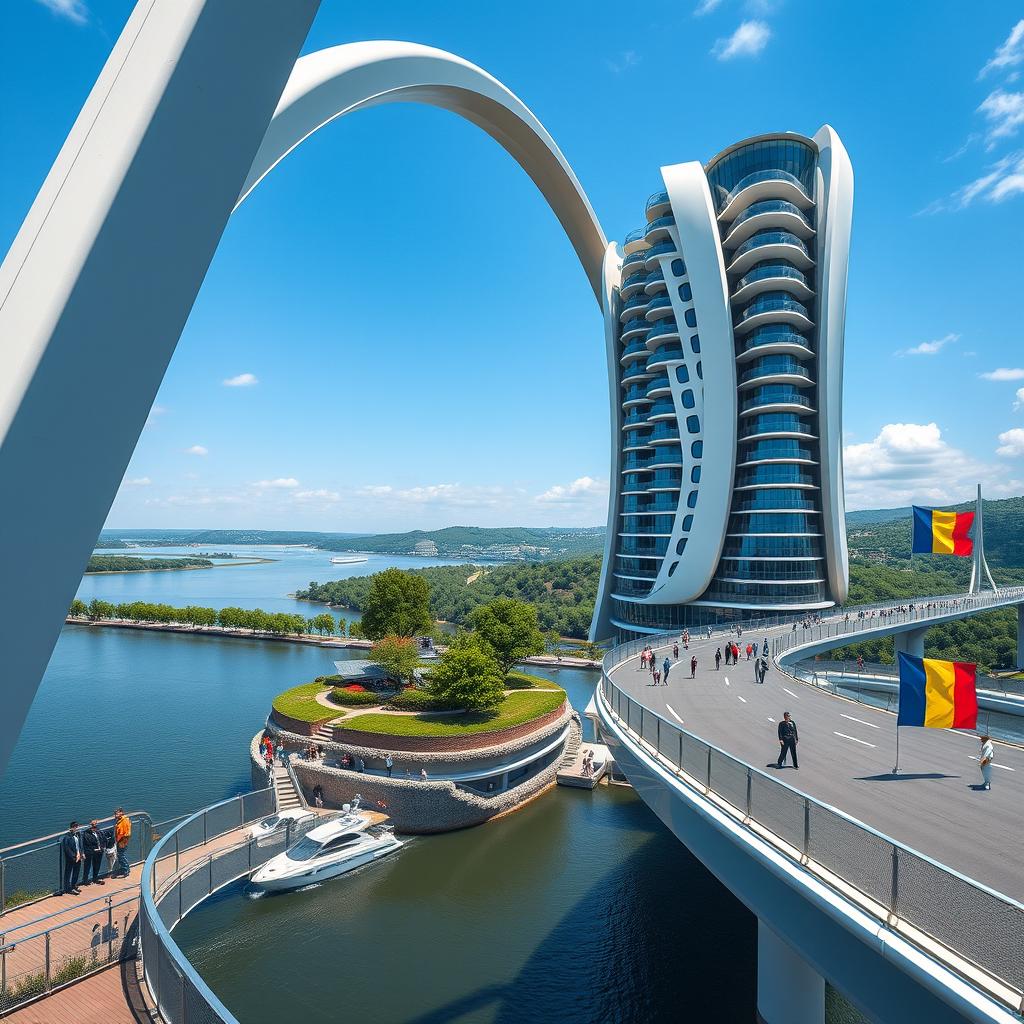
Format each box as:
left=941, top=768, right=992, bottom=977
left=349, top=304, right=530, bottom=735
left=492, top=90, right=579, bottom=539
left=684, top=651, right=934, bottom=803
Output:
left=238, top=42, right=607, bottom=300
left=0, top=5, right=606, bottom=777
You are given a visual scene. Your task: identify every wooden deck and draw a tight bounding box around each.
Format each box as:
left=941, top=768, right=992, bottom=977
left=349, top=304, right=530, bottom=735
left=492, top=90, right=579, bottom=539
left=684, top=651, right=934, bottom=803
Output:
left=556, top=743, right=612, bottom=788
left=4, top=960, right=153, bottom=1024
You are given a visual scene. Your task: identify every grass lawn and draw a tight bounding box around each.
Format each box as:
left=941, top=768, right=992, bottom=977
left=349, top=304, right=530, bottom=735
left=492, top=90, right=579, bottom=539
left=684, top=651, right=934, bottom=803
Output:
left=340, top=689, right=566, bottom=737
left=505, top=670, right=561, bottom=689
left=272, top=682, right=336, bottom=723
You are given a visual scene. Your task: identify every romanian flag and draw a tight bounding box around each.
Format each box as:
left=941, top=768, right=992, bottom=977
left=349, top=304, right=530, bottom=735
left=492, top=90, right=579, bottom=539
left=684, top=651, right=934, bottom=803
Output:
left=896, top=653, right=978, bottom=729
left=911, top=506, right=974, bottom=557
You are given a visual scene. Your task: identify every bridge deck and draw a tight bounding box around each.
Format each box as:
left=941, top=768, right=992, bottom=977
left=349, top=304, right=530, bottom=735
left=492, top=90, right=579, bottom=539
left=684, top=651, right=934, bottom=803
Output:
left=609, top=626, right=1024, bottom=903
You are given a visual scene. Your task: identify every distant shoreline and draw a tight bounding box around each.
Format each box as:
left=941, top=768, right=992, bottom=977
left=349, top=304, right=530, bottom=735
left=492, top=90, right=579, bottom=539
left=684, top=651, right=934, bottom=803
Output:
left=84, top=557, right=274, bottom=575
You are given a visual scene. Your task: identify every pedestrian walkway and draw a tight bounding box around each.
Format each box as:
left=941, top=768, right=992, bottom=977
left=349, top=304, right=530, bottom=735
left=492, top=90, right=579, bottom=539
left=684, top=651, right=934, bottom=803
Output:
left=609, top=624, right=1024, bottom=902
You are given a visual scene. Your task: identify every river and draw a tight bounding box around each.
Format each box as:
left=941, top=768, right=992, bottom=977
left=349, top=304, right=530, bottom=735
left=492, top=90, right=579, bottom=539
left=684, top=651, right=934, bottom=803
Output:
left=3, top=549, right=865, bottom=1022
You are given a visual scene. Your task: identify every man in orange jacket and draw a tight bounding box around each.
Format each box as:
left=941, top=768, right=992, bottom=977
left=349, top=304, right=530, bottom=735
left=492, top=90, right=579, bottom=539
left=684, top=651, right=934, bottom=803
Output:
left=113, top=807, right=132, bottom=878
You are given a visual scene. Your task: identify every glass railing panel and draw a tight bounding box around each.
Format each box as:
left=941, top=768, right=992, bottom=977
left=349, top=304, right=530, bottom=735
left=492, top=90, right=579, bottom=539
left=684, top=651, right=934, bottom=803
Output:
left=730, top=231, right=810, bottom=263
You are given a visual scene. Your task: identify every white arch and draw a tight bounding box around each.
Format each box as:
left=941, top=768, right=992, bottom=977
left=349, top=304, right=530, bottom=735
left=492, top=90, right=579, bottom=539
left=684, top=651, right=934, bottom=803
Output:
left=238, top=42, right=607, bottom=301
left=0, top=9, right=607, bottom=777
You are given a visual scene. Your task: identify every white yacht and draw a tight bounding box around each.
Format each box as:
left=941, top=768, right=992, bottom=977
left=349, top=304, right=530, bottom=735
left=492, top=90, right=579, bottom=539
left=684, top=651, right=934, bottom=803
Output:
left=250, top=805, right=402, bottom=892
left=329, top=555, right=368, bottom=564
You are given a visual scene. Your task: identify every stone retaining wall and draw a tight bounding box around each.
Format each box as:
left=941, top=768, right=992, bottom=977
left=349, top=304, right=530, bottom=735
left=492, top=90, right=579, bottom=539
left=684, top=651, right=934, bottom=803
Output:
left=269, top=709, right=325, bottom=737
left=329, top=699, right=567, bottom=752
left=292, top=713, right=581, bottom=833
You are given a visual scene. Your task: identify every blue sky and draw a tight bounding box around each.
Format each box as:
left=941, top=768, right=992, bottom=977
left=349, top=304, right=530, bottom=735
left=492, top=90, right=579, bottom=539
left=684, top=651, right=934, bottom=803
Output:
left=3, top=1, right=1024, bottom=530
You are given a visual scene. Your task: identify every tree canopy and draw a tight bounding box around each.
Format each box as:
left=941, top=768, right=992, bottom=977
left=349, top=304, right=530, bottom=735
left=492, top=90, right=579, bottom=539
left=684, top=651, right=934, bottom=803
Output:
left=360, top=568, right=433, bottom=640
left=426, top=632, right=505, bottom=712
left=371, top=635, right=421, bottom=682
left=468, top=597, right=546, bottom=675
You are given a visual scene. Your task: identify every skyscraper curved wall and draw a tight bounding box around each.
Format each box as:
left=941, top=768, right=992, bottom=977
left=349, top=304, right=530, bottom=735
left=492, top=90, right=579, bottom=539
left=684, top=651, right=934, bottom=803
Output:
left=592, top=127, right=853, bottom=641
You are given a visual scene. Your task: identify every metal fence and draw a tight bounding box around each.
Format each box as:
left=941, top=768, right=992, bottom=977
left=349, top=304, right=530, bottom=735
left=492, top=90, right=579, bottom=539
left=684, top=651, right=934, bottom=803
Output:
left=599, top=643, right=1024, bottom=1013
left=0, top=811, right=154, bottom=915
left=140, top=787, right=338, bottom=1024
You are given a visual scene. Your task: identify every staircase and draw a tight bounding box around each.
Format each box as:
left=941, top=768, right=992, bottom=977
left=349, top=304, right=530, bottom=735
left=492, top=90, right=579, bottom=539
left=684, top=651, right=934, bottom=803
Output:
left=558, top=717, right=583, bottom=768
left=315, top=722, right=335, bottom=743
left=273, top=761, right=303, bottom=811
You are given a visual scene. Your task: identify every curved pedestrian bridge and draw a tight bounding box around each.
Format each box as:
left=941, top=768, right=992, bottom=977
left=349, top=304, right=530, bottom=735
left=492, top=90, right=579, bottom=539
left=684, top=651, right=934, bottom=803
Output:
left=596, top=588, right=1024, bottom=1024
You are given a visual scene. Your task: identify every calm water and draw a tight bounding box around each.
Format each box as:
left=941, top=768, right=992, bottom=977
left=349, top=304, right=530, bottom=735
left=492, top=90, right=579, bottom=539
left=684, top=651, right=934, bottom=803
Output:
left=6, top=553, right=865, bottom=1022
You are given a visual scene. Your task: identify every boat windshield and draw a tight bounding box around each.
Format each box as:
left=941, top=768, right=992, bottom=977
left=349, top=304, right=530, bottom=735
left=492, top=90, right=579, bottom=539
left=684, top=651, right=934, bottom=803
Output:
left=258, top=815, right=280, bottom=831
left=285, top=836, right=323, bottom=862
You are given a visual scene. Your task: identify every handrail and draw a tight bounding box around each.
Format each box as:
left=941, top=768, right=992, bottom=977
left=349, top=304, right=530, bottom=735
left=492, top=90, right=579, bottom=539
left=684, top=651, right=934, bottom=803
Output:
left=285, top=754, right=309, bottom=811
left=0, top=809, right=151, bottom=859
left=600, top=588, right=1024, bottom=1012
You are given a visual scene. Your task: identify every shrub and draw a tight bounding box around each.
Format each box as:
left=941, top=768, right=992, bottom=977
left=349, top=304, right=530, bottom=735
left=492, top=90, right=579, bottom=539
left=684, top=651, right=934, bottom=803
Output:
left=383, top=688, right=461, bottom=712
left=328, top=688, right=385, bottom=707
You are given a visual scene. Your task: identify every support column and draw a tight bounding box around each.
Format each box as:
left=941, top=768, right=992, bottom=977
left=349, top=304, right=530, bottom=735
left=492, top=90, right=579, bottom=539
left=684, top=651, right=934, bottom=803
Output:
left=757, top=921, right=824, bottom=1024
left=1017, top=606, right=1024, bottom=671
left=893, top=627, right=927, bottom=660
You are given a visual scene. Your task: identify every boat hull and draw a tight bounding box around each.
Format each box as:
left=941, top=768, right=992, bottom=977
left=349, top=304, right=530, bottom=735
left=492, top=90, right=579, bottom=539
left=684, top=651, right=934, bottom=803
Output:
left=252, top=837, right=402, bottom=892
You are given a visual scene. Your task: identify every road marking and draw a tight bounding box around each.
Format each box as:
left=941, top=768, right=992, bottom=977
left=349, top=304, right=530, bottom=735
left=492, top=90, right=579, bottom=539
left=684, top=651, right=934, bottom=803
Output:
left=724, top=677, right=730, bottom=686
left=967, top=755, right=1015, bottom=772
left=833, top=731, right=876, bottom=748
left=666, top=704, right=684, bottom=725
left=737, top=695, right=747, bottom=703
left=782, top=687, right=800, bottom=700
left=840, top=713, right=880, bottom=730
left=767, top=716, right=776, bottom=723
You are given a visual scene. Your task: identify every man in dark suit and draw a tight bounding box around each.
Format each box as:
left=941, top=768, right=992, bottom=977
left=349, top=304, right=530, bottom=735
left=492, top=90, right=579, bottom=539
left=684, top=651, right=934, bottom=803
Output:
left=776, top=712, right=799, bottom=769
left=60, top=821, right=83, bottom=895
left=80, top=820, right=105, bottom=886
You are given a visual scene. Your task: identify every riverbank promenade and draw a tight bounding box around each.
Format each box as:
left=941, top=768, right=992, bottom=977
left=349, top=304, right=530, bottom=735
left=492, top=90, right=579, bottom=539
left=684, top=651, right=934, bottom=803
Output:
left=609, top=624, right=1024, bottom=901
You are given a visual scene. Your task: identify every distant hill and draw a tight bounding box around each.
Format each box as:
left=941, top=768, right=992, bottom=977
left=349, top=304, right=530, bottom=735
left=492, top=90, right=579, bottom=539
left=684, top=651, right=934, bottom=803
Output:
left=845, top=507, right=910, bottom=527
left=98, top=529, right=365, bottom=547
left=327, top=526, right=606, bottom=561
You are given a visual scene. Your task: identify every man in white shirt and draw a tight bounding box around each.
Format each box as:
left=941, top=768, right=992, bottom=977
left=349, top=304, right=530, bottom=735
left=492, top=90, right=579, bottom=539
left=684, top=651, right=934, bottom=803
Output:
left=979, top=735, right=995, bottom=791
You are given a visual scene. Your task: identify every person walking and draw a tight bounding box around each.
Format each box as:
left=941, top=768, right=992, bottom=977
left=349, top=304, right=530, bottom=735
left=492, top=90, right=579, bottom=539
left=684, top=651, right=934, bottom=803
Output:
left=419, top=768, right=428, bottom=782
left=653, top=669, right=661, bottom=686
left=81, top=821, right=105, bottom=886
left=312, top=784, right=325, bottom=808
left=61, top=821, right=83, bottom=895
left=978, top=735, right=995, bottom=790
left=690, top=656, right=697, bottom=679
left=385, top=753, right=394, bottom=778
left=663, top=657, right=671, bottom=683
left=112, top=808, right=132, bottom=878
left=357, top=756, right=366, bottom=774
left=776, top=712, right=799, bottom=769
left=673, top=642, right=679, bottom=659
left=715, top=648, right=722, bottom=671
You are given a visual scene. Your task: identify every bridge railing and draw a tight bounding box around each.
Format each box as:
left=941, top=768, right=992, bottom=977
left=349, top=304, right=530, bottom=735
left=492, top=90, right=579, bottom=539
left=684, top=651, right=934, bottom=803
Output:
left=599, top=654, right=1024, bottom=1013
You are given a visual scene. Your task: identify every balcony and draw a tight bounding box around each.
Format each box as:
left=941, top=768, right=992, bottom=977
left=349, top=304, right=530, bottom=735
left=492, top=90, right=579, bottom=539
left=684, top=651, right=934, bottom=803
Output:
left=728, top=230, right=813, bottom=277
left=622, top=454, right=654, bottom=472
left=734, top=293, right=813, bottom=335
left=739, top=414, right=816, bottom=441
left=644, top=215, right=676, bottom=244
left=738, top=357, right=813, bottom=388
left=649, top=447, right=684, bottom=469
left=645, top=375, right=672, bottom=398
left=644, top=240, right=678, bottom=268
left=622, top=411, right=650, bottom=428
left=732, top=497, right=819, bottom=512
left=620, top=293, right=651, bottom=321
left=722, top=199, right=815, bottom=249
left=648, top=470, right=683, bottom=490
left=731, top=262, right=814, bottom=306
left=645, top=294, right=675, bottom=321
left=618, top=537, right=669, bottom=557
left=612, top=577, right=656, bottom=596
left=620, top=339, right=650, bottom=365
left=648, top=400, right=677, bottom=419
left=644, top=268, right=667, bottom=294
left=740, top=386, right=814, bottom=416
left=623, top=226, right=650, bottom=256
left=717, top=168, right=815, bottom=223
left=646, top=345, right=685, bottom=372
left=621, top=250, right=648, bottom=279
left=622, top=361, right=654, bottom=383
left=614, top=268, right=647, bottom=299
left=646, top=190, right=672, bottom=219
left=734, top=469, right=817, bottom=489
left=737, top=327, right=814, bottom=361
left=619, top=513, right=675, bottom=534
left=737, top=442, right=817, bottom=466
left=621, top=317, right=650, bottom=342
left=647, top=319, right=680, bottom=343
left=648, top=425, right=681, bottom=444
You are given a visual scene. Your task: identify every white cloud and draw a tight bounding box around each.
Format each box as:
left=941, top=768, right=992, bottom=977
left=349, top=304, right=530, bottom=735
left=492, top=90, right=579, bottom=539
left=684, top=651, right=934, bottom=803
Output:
left=294, top=489, right=341, bottom=502
left=356, top=483, right=507, bottom=508
left=1014, top=387, right=1024, bottom=411
left=896, top=332, right=959, bottom=357
left=978, top=89, right=1024, bottom=146
left=252, top=477, right=299, bottom=489
left=535, top=476, right=608, bottom=504
left=222, top=372, right=258, bottom=388
left=979, top=367, right=1024, bottom=381
left=918, top=151, right=1024, bottom=213
left=143, top=404, right=167, bottom=430
left=124, top=476, right=151, bottom=487
left=996, top=428, right=1024, bottom=457
left=942, top=134, right=980, bottom=162
left=35, top=0, right=88, bottom=23
left=979, top=19, right=1024, bottom=79
left=185, top=445, right=208, bottom=456
left=694, top=0, right=723, bottom=15
left=712, top=20, right=771, bottom=60
left=605, top=50, right=641, bottom=74
left=843, top=421, right=1023, bottom=508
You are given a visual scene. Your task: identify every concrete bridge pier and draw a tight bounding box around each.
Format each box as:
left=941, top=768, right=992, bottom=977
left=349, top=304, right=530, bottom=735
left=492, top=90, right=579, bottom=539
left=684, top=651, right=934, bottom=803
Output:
left=893, top=626, right=927, bottom=660
left=757, top=921, right=824, bottom=1024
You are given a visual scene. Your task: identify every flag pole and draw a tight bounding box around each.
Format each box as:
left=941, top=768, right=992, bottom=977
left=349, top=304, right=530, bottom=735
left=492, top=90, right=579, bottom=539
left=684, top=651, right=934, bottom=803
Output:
left=892, top=724, right=900, bottom=775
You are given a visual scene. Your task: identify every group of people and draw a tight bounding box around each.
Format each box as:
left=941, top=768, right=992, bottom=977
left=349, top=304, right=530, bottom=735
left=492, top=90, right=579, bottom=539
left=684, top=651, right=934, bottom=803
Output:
left=581, top=749, right=597, bottom=777
left=637, top=646, right=672, bottom=685
left=60, top=808, right=132, bottom=895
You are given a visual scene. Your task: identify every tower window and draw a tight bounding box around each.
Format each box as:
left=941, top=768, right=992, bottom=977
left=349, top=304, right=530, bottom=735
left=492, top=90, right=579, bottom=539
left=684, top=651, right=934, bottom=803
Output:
left=687, top=490, right=698, bottom=508
left=691, top=466, right=701, bottom=483
left=676, top=538, right=688, bottom=555
left=690, top=334, right=701, bottom=353
left=682, top=514, right=694, bottom=531
left=686, top=415, right=700, bottom=433
left=676, top=365, right=690, bottom=384
left=691, top=440, right=703, bottom=458
left=671, top=258, right=686, bottom=277
left=678, top=283, right=692, bottom=302
left=684, top=309, right=697, bottom=329
left=681, top=389, right=695, bottom=409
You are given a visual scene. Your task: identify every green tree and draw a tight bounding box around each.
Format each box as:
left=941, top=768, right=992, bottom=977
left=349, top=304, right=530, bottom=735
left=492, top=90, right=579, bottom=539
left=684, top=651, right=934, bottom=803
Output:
left=360, top=569, right=433, bottom=640
left=545, top=629, right=561, bottom=653
left=467, top=597, right=545, bottom=675
left=370, top=635, right=421, bottom=683
left=88, top=599, right=115, bottom=620
left=336, top=617, right=347, bottom=638
left=69, top=599, right=87, bottom=618
left=348, top=619, right=364, bottom=639
left=309, top=613, right=336, bottom=636
left=577, top=640, right=602, bottom=662
left=427, top=632, right=504, bottom=712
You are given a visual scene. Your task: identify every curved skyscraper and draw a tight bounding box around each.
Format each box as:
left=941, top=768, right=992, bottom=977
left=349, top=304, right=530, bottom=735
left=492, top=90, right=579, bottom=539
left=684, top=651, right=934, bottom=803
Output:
left=592, top=128, right=853, bottom=641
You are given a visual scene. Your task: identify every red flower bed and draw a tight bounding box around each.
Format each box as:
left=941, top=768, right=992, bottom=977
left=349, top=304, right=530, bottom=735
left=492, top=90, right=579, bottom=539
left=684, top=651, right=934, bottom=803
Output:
left=344, top=683, right=368, bottom=692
